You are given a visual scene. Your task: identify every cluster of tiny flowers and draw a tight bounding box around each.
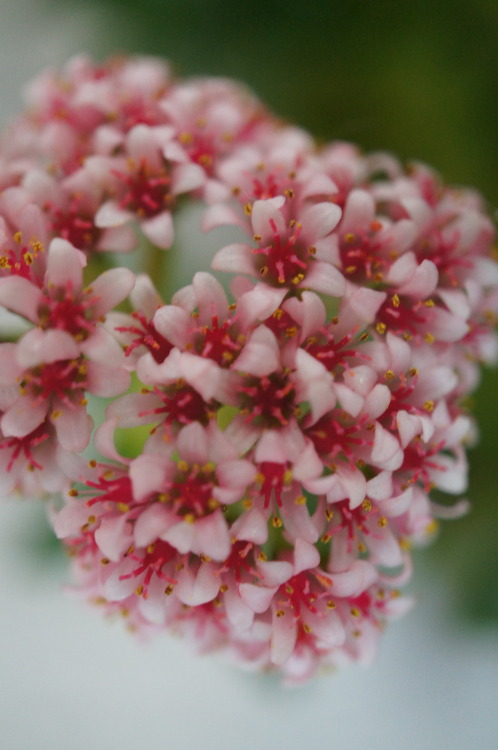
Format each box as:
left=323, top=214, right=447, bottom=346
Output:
left=1, top=55, right=497, bottom=684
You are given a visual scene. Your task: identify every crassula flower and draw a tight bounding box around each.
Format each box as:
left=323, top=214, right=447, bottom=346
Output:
left=0, top=54, right=497, bottom=685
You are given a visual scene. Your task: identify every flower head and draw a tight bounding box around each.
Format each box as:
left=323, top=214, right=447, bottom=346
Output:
left=1, top=54, right=497, bottom=683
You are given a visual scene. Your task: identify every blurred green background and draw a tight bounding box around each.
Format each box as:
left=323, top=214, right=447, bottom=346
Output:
left=36, top=0, right=496, bottom=622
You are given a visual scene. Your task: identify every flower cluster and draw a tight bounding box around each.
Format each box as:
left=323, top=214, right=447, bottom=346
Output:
left=1, top=55, right=497, bottom=683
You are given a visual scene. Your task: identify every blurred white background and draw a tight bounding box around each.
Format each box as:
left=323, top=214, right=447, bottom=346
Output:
left=0, top=2, right=497, bottom=749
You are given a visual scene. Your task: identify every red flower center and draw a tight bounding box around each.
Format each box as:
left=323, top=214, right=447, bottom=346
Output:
left=253, top=219, right=311, bottom=287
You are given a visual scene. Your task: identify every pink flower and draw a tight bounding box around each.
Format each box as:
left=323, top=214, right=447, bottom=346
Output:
left=0, top=238, right=134, bottom=451
left=2, top=54, right=497, bottom=684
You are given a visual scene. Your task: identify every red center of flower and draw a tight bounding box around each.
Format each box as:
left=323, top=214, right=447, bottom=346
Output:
left=0, top=420, right=51, bottom=472
left=307, top=412, right=369, bottom=465
left=239, top=372, right=296, bottom=427
left=38, top=286, right=97, bottom=339
left=195, top=315, right=242, bottom=366
left=257, top=462, right=292, bottom=508
left=219, top=540, right=257, bottom=582
left=165, top=460, right=218, bottom=519
left=115, top=158, right=172, bottom=218
left=85, top=473, right=134, bottom=510
left=339, top=225, right=388, bottom=283
left=305, top=329, right=367, bottom=373
left=0, top=236, right=44, bottom=282
left=263, top=306, right=300, bottom=341
left=50, top=203, right=100, bottom=252
left=117, top=311, right=174, bottom=363
left=375, top=294, right=431, bottom=339
left=180, top=131, right=216, bottom=174
left=253, top=219, right=310, bottom=287
left=276, top=571, right=330, bottom=619
left=248, top=171, right=292, bottom=202
left=119, top=540, right=178, bottom=598
left=400, top=440, right=446, bottom=491
left=145, top=383, right=211, bottom=429
left=416, top=228, right=473, bottom=287
left=22, top=358, right=88, bottom=407
left=325, top=498, right=384, bottom=552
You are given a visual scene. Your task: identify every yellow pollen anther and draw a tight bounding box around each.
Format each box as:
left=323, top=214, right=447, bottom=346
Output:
left=424, top=332, right=435, bottom=344
left=295, top=495, right=307, bottom=505
left=424, top=298, right=435, bottom=307
left=260, top=265, right=269, bottom=277
left=244, top=202, right=252, bottom=215
left=257, top=551, right=267, bottom=562
left=14, top=231, right=22, bottom=243
left=423, top=400, right=434, bottom=412
left=117, top=503, right=130, bottom=513
left=302, top=623, right=312, bottom=634
left=164, top=585, right=174, bottom=596
left=308, top=245, right=316, bottom=255
left=409, top=368, right=418, bottom=377
left=31, top=240, right=44, bottom=254
left=321, top=533, right=332, bottom=544
left=272, top=516, right=283, bottom=528
left=391, top=294, right=400, bottom=308
left=385, top=369, right=395, bottom=380
left=51, top=410, right=62, bottom=420
left=377, top=516, right=388, bottom=528
left=276, top=609, right=285, bottom=618
left=376, top=322, right=387, bottom=334
left=179, top=131, right=193, bottom=144
left=68, top=489, right=78, bottom=497
left=253, top=234, right=262, bottom=242
left=344, top=233, right=355, bottom=243
left=183, top=513, right=195, bottom=524
left=425, top=520, right=439, bottom=535
left=325, top=508, right=334, bottom=521
left=177, top=459, right=189, bottom=472
left=326, top=600, right=336, bottom=609
left=362, top=498, right=372, bottom=512
left=350, top=607, right=361, bottom=618
left=286, top=326, right=298, bottom=338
